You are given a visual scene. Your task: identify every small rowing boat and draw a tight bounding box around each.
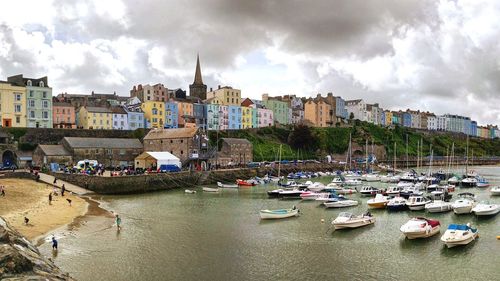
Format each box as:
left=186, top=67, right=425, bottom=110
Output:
left=259, top=207, right=300, bottom=219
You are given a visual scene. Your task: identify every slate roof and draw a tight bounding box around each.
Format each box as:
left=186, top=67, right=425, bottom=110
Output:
left=143, top=127, right=198, bottom=140
left=63, top=137, right=143, bottom=149
left=111, top=106, right=127, bottom=114
left=84, top=106, right=112, bottom=113
left=38, top=145, right=71, bottom=156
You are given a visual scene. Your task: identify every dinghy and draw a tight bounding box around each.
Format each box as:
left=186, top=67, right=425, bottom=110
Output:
left=202, top=187, right=220, bottom=193
left=217, top=182, right=238, bottom=188
left=184, top=189, right=197, bottom=194
left=259, top=207, right=300, bottom=219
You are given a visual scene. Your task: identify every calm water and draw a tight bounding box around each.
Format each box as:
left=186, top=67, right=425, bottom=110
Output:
left=40, top=166, right=500, bottom=281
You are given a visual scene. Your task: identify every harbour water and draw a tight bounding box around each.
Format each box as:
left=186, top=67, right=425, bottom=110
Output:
left=40, top=166, right=500, bottom=281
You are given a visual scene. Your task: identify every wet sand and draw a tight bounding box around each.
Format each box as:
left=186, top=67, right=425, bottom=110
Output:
left=0, top=178, right=88, bottom=241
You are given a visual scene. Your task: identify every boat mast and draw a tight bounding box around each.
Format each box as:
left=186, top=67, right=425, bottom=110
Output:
left=428, top=144, right=433, bottom=176
left=406, top=134, right=409, bottom=170
left=349, top=133, right=352, bottom=171
left=465, top=135, right=469, bottom=176
left=393, top=142, right=397, bottom=173
left=365, top=139, right=369, bottom=172
left=278, top=144, right=282, bottom=178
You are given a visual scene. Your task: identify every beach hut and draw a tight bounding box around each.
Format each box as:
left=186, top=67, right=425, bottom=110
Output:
left=134, top=152, right=181, bottom=170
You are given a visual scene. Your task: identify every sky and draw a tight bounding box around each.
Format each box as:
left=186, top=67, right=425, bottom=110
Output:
left=1, top=0, right=500, bottom=125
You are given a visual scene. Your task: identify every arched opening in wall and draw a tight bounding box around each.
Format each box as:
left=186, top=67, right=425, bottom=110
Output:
left=352, top=149, right=364, bottom=158
left=2, top=150, right=17, bottom=167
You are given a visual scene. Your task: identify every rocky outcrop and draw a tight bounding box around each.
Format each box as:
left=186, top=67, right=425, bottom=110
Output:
left=0, top=217, right=75, bottom=280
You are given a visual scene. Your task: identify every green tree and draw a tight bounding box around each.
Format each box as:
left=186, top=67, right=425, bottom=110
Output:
left=288, top=125, right=318, bottom=151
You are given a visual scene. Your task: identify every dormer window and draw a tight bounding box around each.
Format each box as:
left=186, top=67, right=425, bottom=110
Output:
left=27, top=80, right=32, bottom=86
left=39, top=81, right=44, bottom=87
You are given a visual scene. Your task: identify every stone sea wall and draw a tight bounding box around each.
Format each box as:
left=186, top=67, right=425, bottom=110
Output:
left=49, top=163, right=345, bottom=194
left=0, top=217, right=75, bottom=280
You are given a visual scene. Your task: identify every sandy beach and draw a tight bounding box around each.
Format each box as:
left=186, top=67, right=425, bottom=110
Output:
left=0, top=178, right=88, bottom=241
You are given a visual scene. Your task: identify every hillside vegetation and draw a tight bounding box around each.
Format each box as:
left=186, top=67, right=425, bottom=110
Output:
left=209, top=122, right=500, bottom=162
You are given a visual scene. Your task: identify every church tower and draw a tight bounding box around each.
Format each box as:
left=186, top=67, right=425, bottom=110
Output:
left=189, top=54, right=207, bottom=100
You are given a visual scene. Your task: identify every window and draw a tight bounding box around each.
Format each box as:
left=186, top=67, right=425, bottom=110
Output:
left=180, top=150, right=184, bottom=155
left=15, top=104, right=21, bottom=112
left=28, top=100, right=35, bottom=107
left=170, top=140, right=173, bottom=144
left=15, top=93, right=21, bottom=101
left=16, top=116, right=20, bottom=123
left=27, top=80, right=32, bottom=86
left=29, top=90, right=34, bottom=97
left=39, top=81, right=44, bottom=87
left=43, top=100, right=49, bottom=108
left=180, top=140, right=184, bottom=143
left=42, top=91, right=47, bottom=98
left=29, top=111, right=35, bottom=118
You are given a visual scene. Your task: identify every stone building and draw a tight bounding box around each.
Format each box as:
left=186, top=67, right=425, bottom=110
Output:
left=33, top=144, right=72, bottom=167
left=143, top=127, right=210, bottom=164
left=218, top=138, right=253, bottom=166
left=189, top=55, right=207, bottom=100
left=61, top=137, right=143, bottom=168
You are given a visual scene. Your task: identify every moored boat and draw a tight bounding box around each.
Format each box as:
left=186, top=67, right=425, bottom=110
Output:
left=367, top=194, right=389, bottom=209
left=400, top=217, right=440, bottom=239
left=385, top=186, right=403, bottom=196
left=217, top=182, right=238, bottom=188
left=202, top=187, right=220, bottom=193
left=491, top=186, right=500, bottom=196
left=184, top=189, right=197, bottom=194
left=440, top=223, right=478, bottom=248
left=345, top=179, right=362, bottom=186
left=331, top=212, right=375, bottom=229
left=323, top=197, right=359, bottom=208
left=260, top=207, right=300, bottom=219
left=278, top=189, right=305, bottom=199
left=476, top=177, right=490, bottom=188
left=387, top=196, right=408, bottom=211
left=300, top=191, right=322, bottom=201
left=236, top=179, right=256, bottom=187
left=358, top=186, right=379, bottom=196
left=425, top=200, right=452, bottom=213
left=471, top=201, right=500, bottom=216
left=406, top=195, right=431, bottom=211
left=451, top=193, right=476, bottom=215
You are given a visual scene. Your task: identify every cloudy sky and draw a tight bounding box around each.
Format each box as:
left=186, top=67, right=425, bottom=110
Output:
left=1, top=0, right=500, bottom=125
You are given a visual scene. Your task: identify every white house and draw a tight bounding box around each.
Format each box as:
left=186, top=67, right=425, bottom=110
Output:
left=345, top=99, right=368, bottom=121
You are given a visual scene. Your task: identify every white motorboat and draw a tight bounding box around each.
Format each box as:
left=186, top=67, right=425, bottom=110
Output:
left=358, top=186, right=379, bottom=196
left=365, top=174, right=380, bottom=182
left=490, top=186, right=500, bottom=196
left=345, top=179, right=362, bottom=186
left=331, top=177, right=344, bottom=184
left=400, top=172, right=418, bottom=182
left=367, top=194, right=389, bottom=209
left=397, top=182, right=414, bottom=188
left=202, top=187, right=220, bottom=193
left=400, top=186, right=423, bottom=199
left=387, top=196, right=408, bottom=211
left=451, top=193, right=476, bottom=215
left=471, top=202, right=500, bottom=216
left=440, top=223, right=478, bottom=248
left=385, top=186, right=402, bottom=196
left=406, top=195, right=431, bottom=211
left=300, top=191, right=322, bottom=201
left=447, top=176, right=459, bottom=185
left=217, top=182, right=238, bottom=188
left=389, top=175, right=401, bottom=183
left=324, top=183, right=342, bottom=191
left=184, top=189, right=197, bottom=194
left=260, top=207, right=300, bottom=219
left=343, top=171, right=362, bottom=179
left=380, top=175, right=392, bottom=183
left=331, top=212, right=375, bottom=229
left=323, top=197, right=359, bottom=208
left=400, top=217, right=441, bottom=239
left=425, top=200, right=452, bottom=213
left=307, top=182, right=326, bottom=192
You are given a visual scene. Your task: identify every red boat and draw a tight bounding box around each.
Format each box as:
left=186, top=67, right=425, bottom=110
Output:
left=236, top=179, right=256, bottom=187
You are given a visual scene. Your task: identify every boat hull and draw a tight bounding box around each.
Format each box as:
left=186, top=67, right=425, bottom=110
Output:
left=403, top=226, right=440, bottom=239
left=442, top=233, right=478, bottom=248
left=453, top=205, right=473, bottom=215
left=260, top=209, right=299, bottom=219
left=407, top=203, right=427, bottom=211
left=324, top=201, right=359, bottom=208
left=387, top=204, right=408, bottom=211
left=367, top=202, right=387, bottom=209
left=333, top=217, right=375, bottom=229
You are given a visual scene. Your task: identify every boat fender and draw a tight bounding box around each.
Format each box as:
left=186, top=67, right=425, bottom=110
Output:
left=321, top=219, right=325, bottom=223
left=496, top=235, right=500, bottom=240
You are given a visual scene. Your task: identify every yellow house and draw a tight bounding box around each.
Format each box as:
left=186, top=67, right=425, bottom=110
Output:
left=0, top=81, right=27, bottom=127
left=141, top=101, right=165, bottom=129
left=78, top=106, right=113, bottom=129
left=384, top=111, right=393, bottom=126
left=206, top=86, right=241, bottom=106
left=304, top=98, right=332, bottom=127
left=176, top=100, right=194, bottom=127
left=241, top=106, right=253, bottom=129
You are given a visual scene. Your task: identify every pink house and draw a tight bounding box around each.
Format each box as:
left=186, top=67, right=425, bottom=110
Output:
left=53, top=102, right=76, bottom=128
left=258, top=108, right=273, bottom=127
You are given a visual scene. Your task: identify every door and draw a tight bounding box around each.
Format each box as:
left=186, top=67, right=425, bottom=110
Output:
left=3, top=119, right=12, bottom=127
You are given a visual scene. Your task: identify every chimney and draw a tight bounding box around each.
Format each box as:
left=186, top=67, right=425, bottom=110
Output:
left=210, top=87, right=213, bottom=92
left=218, top=85, right=221, bottom=89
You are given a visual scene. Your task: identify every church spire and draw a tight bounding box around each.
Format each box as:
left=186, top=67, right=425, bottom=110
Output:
left=193, top=53, right=203, bottom=84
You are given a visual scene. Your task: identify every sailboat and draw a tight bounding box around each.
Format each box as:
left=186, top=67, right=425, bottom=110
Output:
left=461, top=136, right=477, bottom=187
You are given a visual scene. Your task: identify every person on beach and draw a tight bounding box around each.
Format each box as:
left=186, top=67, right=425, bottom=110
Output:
left=61, top=184, right=66, bottom=196
left=53, top=178, right=57, bottom=184
left=52, top=236, right=58, bottom=250
left=24, top=217, right=29, bottom=225
left=0, top=185, right=5, bottom=197
left=49, top=193, right=53, bottom=205
left=116, top=214, right=121, bottom=230
left=66, top=198, right=72, bottom=206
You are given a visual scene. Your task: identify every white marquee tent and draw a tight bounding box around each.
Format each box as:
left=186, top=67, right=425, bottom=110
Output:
left=135, top=151, right=181, bottom=169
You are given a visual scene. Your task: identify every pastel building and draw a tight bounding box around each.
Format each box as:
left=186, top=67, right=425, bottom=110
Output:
left=228, top=105, right=242, bottom=130
left=383, top=111, right=393, bottom=126
left=426, top=114, right=437, bottom=130
left=77, top=106, right=113, bottom=129
left=206, top=86, right=241, bottom=106
left=130, top=83, right=169, bottom=102
left=251, top=108, right=258, bottom=128
left=470, top=121, right=477, bottom=137
left=402, top=112, right=412, bottom=127
left=345, top=99, right=367, bottom=121
left=53, top=102, right=76, bottom=128
left=7, top=75, right=52, bottom=128
left=141, top=101, right=165, bottom=129
left=304, top=97, right=332, bottom=127
left=206, top=104, right=221, bottom=131
left=111, top=106, right=128, bottom=130
left=164, top=102, right=179, bottom=129
left=0, top=80, right=26, bottom=127
left=241, top=106, right=253, bottom=129
left=193, top=103, right=207, bottom=130
left=123, top=104, right=144, bottom=130
left=219, top=105, right=229, bottom=131
left=262, top=94, right=289, bottom=125
left=258, top=108, right=273, bottom=127
left=176, top=100, right=194, bottom=127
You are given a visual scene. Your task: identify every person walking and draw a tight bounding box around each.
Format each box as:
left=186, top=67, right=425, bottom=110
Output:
left=52, top=236, right=58, bottom=250
left=53, top=178, right=57, bottom=185
left=0, top=185, right=5, bottom=197
left=24, top=217, right=29, bottom=225
left=115, top=214, right=122, bottom=230
left=49, top=193, right=53, bottom=205
left=61, top=184, right=66, bottom=197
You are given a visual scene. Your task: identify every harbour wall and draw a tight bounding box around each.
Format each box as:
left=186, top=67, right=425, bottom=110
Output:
left=49, top=163, right=345, bottom=195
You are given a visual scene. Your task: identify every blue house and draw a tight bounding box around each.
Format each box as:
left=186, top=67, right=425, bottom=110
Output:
left=380, top=112, right=386, bottom=126
left=123, top=105, right=144, bottom=130
left=228, top=105, right=242, bottom=130
left=164, top=102, right=179, bottom=128
left=335, top=96, right=348, bottom=119
left=402, top=112, right=412, bottom=127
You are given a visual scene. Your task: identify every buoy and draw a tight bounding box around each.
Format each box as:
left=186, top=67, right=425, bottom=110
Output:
left=496, top=235, right=500, bottom=240
left=320, top=219, right=325, bottom=223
